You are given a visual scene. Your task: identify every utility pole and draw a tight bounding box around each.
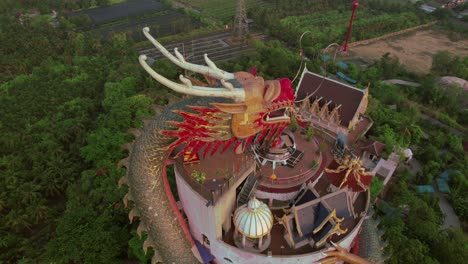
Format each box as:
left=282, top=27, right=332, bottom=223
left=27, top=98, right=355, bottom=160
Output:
left=343, top=0, right=359, bottom=53
left=233, top=0, right=248, bottom=40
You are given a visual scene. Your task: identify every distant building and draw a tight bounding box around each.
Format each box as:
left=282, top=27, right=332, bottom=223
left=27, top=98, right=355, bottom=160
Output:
left=442, top=0, right=466, bottom=8
left=358, top=140, right=400, bottom=196
left=15, top=11, right=24, bottom=25
left=372, top=152, right=399, bottom=187
left=435, top=171, right=450, bottom=193
left=15, top=11, right=23, bottom=19
left=361, top=141, right=386, bottom=163
left=50, top=10, right=58, bottom=18
left=419, top=5, right=437, bottom=13
left=438, top=76, right=468, bottom=91
left=458, top=9, right=468, bottom=18
left=403, top=148, right=413, bottom=163
left=416, top=185, right=435, bottom=193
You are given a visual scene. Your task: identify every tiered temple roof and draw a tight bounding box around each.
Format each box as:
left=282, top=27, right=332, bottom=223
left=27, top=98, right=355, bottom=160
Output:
left=295, top=68, right=368, bottom=128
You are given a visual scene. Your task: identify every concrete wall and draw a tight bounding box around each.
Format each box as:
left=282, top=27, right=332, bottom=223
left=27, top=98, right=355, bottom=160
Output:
left=176, top=163, right=367, bottom=264
left=255, top=188, right=300, bottom=202
left=213, top=164, right=255, bottom=237
left=176, top=166, right=217, bottom=242
left=209, top=223, right=363, bottom=264
left=211, top=240, right=327, bottom=264
left=175, top=163, right=255, bottom=244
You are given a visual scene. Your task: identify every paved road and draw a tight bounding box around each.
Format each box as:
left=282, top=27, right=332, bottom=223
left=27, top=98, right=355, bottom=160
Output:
left=420, top=113, right=465, bottom=137
left=402, top=158, right=422, bottom=175
left=434, top=190, right=461, bottom=229
left=402, top=159, right=460, bottom=228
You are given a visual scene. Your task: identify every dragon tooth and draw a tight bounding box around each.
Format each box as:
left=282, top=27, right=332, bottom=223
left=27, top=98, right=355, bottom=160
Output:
left=255, top=129, right=268, bottom=144
left=221, top=138, right=235, bottom=153
left=210, top=141, right=224, bottom=156
left=244, top=135, right=255, bottom=149
left=203, top=142, right=214, bottom=158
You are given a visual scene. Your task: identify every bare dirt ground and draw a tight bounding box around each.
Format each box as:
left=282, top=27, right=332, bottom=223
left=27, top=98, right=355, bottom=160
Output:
left=347, top=30, right=468, bottom=74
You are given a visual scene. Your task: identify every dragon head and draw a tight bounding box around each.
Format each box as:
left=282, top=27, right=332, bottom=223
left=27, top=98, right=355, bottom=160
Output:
left=139, top=27, right=295, bottom=155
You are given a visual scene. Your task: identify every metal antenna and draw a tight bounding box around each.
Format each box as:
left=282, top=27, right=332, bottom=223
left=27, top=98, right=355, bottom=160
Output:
left=233, top=0, right=248, bottom=39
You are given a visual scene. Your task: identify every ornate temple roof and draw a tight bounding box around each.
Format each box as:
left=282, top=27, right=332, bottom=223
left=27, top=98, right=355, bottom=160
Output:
left=234, top=197, right=273, bottom=238
left=295, top=68, right=367, bottom=127
left=361, top=140, right=386, bottom=157
left=325, top=157, right=374, bottom=192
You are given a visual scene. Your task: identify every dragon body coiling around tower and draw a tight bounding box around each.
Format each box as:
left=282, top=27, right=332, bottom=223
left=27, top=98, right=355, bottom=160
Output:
left=121, top=27, right=294, bottom=264
left=120, top=27, right=373, bottom=264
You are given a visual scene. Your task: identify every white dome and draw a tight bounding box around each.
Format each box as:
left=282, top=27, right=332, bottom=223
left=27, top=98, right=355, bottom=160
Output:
left=233, top=197, right=273, bottom=238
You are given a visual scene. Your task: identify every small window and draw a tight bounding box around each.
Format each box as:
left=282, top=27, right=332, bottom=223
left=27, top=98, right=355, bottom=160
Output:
left=202, top=234, right=210, bottom=246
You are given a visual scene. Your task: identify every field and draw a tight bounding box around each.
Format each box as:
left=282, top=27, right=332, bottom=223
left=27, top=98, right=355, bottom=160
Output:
left=177, top=0, right=272, bottom=22
left=68, top=0, right=200, bottom=39
left=69, top=0, right=167, bottom=25
left=98, top=12, right=196, bottom=40
left=348, top=30, right=468, bottom=73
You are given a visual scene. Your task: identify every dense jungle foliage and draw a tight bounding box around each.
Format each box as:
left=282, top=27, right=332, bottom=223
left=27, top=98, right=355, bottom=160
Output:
left=1, top=0, right=467, bottom=263
left=0, top=4, right=155, bottom=262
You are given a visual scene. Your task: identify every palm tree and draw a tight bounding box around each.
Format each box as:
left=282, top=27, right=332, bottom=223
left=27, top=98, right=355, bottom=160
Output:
left=4, top=210, right=32, bottom=232
left=29, top=202, right=50, bottom=224
left=19, top=182, right=41, bottom=205
left=0, top=193, right=6, bottom=213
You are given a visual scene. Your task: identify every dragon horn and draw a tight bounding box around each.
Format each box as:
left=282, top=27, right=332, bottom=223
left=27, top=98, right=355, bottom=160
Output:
left=142, top=27, right=234, bottom=80
left=139, top=55, right=245, bottom=101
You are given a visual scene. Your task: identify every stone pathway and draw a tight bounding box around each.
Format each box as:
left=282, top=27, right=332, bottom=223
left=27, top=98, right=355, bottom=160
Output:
left=434, top=186, right=461, bottom=229
left=383, top=79, right=421, bottom=87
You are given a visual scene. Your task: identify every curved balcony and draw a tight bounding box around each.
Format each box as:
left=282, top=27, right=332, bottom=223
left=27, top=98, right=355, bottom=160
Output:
left=255, top=133, right=333, bottom=193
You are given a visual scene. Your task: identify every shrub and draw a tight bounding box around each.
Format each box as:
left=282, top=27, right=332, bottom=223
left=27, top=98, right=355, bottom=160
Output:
left=305, top=126, right=315, bottom=141
left=310, top=159, right=318, bottom=169
left=289, top=116, right=298, bottom=132
left=191, top=170, right=206, bottom=184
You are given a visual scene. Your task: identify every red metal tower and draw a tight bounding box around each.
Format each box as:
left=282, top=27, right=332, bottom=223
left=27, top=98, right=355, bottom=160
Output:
left=343, top=0, right=359, bottom=53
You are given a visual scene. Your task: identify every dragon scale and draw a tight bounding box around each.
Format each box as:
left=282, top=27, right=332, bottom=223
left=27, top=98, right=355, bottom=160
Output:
left=124, top=97, right=228, bottom=263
